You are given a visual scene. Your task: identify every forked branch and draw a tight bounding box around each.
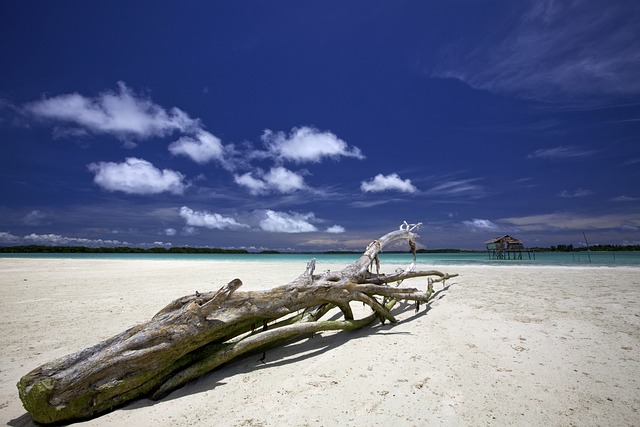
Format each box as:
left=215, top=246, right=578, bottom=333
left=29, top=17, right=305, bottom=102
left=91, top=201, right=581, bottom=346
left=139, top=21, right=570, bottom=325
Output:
left=17, top=222, right=457, bottom=424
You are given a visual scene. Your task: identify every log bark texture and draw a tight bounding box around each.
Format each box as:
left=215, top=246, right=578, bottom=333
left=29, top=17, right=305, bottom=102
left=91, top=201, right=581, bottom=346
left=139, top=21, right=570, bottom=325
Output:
left=17, top=223, right=457, bottom=424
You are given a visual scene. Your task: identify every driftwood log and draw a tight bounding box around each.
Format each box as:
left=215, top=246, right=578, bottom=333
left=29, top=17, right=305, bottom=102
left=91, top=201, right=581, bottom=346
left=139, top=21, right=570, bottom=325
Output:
left=17, top=222, right=457, bottom=424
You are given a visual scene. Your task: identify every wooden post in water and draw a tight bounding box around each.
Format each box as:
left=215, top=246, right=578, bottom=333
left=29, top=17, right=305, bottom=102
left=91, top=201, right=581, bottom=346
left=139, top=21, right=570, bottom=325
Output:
left=583, top=232, right=592, bottom=263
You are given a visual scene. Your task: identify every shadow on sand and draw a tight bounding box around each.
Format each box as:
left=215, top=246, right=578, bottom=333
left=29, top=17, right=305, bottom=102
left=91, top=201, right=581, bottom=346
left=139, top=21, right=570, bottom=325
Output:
left=9, top=283, right=454, bottom=426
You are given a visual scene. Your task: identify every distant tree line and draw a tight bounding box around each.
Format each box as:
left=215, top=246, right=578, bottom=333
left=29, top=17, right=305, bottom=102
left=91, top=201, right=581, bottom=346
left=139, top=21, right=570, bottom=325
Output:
left=531, top=244, right=640, bottom=252
left=0, top=245, right=250, bottom=254
left=1, top=244, right=638, bottom=254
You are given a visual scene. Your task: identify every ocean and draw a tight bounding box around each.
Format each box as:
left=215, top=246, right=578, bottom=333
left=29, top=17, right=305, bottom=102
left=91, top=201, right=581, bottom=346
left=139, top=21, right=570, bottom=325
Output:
left=1, top=251, right=639, bottom=267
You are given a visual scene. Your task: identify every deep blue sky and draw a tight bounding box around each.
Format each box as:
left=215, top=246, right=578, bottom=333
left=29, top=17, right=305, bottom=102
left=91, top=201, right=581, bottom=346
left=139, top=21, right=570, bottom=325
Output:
left=1, top=1, right=639, bottom=251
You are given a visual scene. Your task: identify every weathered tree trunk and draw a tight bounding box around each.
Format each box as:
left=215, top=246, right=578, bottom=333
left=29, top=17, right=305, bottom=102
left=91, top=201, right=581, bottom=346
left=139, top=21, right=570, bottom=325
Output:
left=17, top=223, right=457, bottom=424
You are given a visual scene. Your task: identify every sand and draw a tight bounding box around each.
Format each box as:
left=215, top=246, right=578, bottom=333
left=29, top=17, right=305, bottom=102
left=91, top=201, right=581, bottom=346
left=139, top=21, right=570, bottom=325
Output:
left=1, top=258, right=639, bottom=426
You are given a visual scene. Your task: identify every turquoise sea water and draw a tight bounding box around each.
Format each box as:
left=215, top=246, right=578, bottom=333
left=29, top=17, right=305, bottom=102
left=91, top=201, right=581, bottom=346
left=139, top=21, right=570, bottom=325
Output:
left=1, top=251, right=639, bottom=267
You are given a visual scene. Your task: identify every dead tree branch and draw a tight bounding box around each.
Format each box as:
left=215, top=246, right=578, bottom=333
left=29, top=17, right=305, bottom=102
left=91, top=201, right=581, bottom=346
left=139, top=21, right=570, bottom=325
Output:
left=17, top=222, right=457, bottom=424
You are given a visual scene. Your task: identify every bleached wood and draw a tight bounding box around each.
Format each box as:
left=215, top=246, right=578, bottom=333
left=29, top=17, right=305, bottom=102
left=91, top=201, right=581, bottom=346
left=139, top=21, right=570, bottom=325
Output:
left=17, top=223, right=457, bottom=424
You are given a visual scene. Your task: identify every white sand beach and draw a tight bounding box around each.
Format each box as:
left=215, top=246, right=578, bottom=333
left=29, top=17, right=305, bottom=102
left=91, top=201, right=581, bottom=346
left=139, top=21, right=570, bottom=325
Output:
left=1, top=258, right=639, bottom=426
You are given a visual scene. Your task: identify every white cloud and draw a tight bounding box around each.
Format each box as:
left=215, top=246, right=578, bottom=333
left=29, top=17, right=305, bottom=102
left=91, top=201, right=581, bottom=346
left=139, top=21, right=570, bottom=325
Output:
left=433, top=1, right=640, bottom=101
left=234, top=167, right=306, bottom=195
left=25, top=81, right=198, bottom=140
left=22, top=233, right=130, bottom=247
left=528, top=146, right=596, bottom=160
left=258, top=210, right=318, bottom=233
left=168, top=130, right=224, bottom=164
left=463, top=219, right=501, bottom=231
left=261, top=126, right=364, bottom=163
left=52, top=127, right=90, bottom=140
left=0, top=231, right=20, bottom=244
left=164, top=228, right=177, bottom=236
left=22, top=210, right=48, bottom=226
left=611, top=195, right=640, bottom=202
left=87, top=157, right=187, bottom=195
left=234, top=172, right=268, bottom=195
left=264, top=167, right=306, bottom=193
left=361, top=173, right=417, bottom=193
left=179, top=206, right=248, bottom=230
left=183, top=226, right=198, bottom=235
left=557, top=188, right=593, bottom=198
left=423, top=178, right=485, bottom=199
left=499, top=212, right=640, bottom=231
left=326, top=225, right=345, bottom=233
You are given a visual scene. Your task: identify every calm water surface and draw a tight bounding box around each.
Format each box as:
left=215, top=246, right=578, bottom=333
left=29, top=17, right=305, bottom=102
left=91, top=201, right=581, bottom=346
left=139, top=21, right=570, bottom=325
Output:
left=2, top=251, right=639, bottom=267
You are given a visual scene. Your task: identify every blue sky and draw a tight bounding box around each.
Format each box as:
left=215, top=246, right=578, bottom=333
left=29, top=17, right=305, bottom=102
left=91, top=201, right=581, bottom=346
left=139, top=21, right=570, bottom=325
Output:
left=1, top=1, right=639, bottom=251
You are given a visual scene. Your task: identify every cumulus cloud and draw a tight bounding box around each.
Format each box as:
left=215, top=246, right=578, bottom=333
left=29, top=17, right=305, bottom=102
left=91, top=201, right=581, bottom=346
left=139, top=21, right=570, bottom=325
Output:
left=326, top=225, right=345, bottom=233
left=179, top=206, right=249, bottom=230
left=234, top=167, right=306, bottom=195
left=24, top=81, right=198, bottom=141
left=261, top=126, right=364, bottom=163
left=233, top=172, right=268, bottom=195
left=361, top=173, right=417, bottom=193
left=463, top=218, right=501, bottom=231
left=168, top=130, right=224, bottom=164
left=164, top=228, right=177, bottom=236
left=258, top=210, right=318, bottom=233
left=264, top=167, right=306, bottom=193
left=0, top=231, right=20, bottom=244
left=87, top=157, right=187, bottom=195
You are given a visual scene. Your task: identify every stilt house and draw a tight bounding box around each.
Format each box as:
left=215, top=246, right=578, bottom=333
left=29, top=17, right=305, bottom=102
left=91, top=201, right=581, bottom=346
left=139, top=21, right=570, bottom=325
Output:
left=485, top=235, right=534, bottom=260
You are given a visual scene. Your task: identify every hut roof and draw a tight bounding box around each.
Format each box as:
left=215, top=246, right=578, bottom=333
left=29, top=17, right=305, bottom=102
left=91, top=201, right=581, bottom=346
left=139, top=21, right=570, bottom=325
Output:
left=485, top=235, right=523, bottom=244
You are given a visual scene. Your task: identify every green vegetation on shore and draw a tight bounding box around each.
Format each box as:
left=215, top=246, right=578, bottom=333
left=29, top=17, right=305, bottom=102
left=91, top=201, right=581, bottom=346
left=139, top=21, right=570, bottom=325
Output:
left=530, top=244, right=640, bottom=252
left=0, top=244, right=638, bottom=254
left=0, top=245, right=249, bottom=254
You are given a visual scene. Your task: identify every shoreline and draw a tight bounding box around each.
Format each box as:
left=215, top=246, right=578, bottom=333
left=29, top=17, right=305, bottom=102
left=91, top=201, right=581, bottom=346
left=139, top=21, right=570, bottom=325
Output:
left=1, top=259, right=639, bottom=426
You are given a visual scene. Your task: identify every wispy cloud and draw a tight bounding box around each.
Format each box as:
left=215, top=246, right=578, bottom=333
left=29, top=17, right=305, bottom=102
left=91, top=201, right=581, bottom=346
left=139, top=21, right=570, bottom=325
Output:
left=10, top=232, right=132, bottom=247
left=22, top=210, right=49, bottom=226
left=0, top=230, right=176, bottom=248
left=528, top=146, right=596, bottom=161
left=424, top=178, right=485, bottom=199
left=433, top=1, right=640, bottom=102
left=361, top=173, right=417, bottom=193
left=87, top=157, right=187, bottom=195
left=499, top=212, right=640, bottom=231
left=557, top=188, right=593, bottom=198
left=463, top=218, right=501, bottom=232
left=21, top=233, right=130, bottom=246
left=610, top=195, right=640, bottom=202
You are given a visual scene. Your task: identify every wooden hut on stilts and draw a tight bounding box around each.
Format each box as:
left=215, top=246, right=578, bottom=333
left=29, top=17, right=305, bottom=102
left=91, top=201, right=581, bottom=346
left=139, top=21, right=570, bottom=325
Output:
left=485, top=235, right=535, bottom=260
